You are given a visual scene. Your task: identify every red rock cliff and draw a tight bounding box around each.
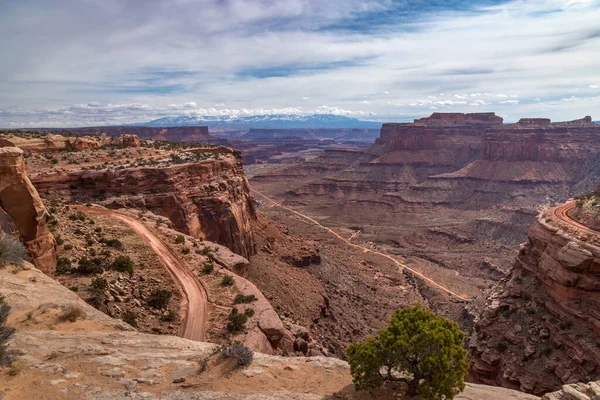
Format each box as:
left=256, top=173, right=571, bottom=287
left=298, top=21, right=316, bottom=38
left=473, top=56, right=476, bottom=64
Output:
left=470, top=207, right=600, bottom=395
left=0, top=147, right=56, bottom=273
left=31, top=149, right=256, bottom=259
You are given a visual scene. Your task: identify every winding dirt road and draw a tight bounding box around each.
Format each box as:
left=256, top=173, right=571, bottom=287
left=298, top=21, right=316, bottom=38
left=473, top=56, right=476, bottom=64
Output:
left=553, top=201, right=599, bottom=234
left=251, top=189, right=470, bottom=302
left=77, top=206, right=207, bottom=341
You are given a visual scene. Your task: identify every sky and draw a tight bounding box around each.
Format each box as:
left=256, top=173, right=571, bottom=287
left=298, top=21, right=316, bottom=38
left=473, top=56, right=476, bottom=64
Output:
left=1, top=0, right=599, bottom=127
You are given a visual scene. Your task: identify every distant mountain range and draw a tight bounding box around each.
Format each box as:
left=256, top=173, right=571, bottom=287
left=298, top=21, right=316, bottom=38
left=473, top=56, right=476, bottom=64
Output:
left=139, top=113, right=382, bottom=129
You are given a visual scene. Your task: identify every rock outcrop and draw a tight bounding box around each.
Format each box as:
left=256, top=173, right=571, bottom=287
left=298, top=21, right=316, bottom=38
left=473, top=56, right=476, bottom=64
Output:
left=40, top=125, right=221, bottom=143
left=108, top=133, right=141, bottom=148
left=470, top=206, right=600, bottom=395
left=0, top=147, right=56, bottom=273
left=0, top=260, right=545, bottom=400
left=31, top=148, right=256, bottom=258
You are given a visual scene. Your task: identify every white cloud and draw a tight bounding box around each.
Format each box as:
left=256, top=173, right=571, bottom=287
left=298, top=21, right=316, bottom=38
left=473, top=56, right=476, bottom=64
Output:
left=499, top=99, right=519, bottom=104
left=0, top=0, right=599, bottom=125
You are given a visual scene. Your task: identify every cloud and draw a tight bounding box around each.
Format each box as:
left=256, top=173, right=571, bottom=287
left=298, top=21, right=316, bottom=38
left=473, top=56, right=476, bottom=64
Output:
left=498, top=99, right=519, bottom=104
left=0, top=0, right=599, bottom=125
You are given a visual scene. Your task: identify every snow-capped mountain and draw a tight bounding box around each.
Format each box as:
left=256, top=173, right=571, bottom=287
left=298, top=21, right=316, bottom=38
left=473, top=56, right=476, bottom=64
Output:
left=139, top=113, right=382, bottom=129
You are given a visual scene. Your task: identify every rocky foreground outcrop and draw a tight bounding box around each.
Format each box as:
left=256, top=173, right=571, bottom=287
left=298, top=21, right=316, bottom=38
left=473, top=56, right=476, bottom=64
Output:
left=0, top=133, right=142, bottom=152
left=0, top=261, right=555, bottom=400
left=470, top=206, right=600, bottom=394
left=31, top=148, right=256, bottom=258
left=0, top=147, right=56, bottom=273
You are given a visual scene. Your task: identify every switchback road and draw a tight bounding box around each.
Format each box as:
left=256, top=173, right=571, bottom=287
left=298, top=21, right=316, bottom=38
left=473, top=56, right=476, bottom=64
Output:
left=77, top=206, right=207, bottom=341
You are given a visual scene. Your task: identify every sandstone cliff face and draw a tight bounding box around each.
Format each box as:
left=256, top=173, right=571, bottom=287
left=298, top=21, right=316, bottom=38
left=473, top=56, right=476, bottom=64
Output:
left=470, top=209, right=600, bottom=394
left=32, top=149, right=256, bottom=258
left=0, top=147, right=56, bottom=273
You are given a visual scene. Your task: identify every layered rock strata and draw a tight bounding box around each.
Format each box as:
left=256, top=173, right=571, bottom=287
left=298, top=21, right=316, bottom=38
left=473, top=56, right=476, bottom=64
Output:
left=0, top=147, right=56, bottom=273
left=31, top=148, right=256, bottom=258
left=470, top=207, right=600, bottom=394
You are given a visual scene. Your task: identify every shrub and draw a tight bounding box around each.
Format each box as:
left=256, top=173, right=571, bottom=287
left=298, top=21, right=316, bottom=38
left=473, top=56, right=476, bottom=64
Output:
left=89, top=277, right=108, bottom=293
left=244, top=308, right=255, bottom=317
left=58, top=305, right=83, bottom=322
left=495, top=342, right=508, bottom=352
left=148, top=289, right=172, bottom=309
left=201, top=246, right=212, bottom=256
left=175, top=235, right=185, bottom=244
left=233, top=294, right=258, bottom=305
left=0, top=232, right=28, bottom=267
left=105, top=239, right=123, bottom=249
left=227, top=308, right=248, bottom=332
left=55, top=236, right=64, bottom=246
left=218, top=342, right=253, bottom=368
left=75, top=257, right=103, bottom=275
left=55, top=256, right=73, bottom=275
left=347, top=304, right=468, bottom=398
left=0, top=295, right=16, bottom=365
left=94, top=227, right=102, bottom=233
left=73, top=228, right=83, bottom=236
left=221, top=275, right=234, bottom=287
left=122, top=311, right=138, bottom=327
left=63, top=244, right=74, bottom=251
left=202, top=262, right=214, bottom=274
left=160, top=310, right=175, bottom=322
left=112, top=255, right=134, bottom=276
left=182, top=248, right=190, bottom=255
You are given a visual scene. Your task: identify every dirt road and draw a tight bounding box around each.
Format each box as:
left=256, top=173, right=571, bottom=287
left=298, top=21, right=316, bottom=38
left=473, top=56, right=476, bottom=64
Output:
left=251, top=189, right=470, bottom=302
left=553, top=201, right=599, bottom=234
left=78, top=206, right=207, bottom=341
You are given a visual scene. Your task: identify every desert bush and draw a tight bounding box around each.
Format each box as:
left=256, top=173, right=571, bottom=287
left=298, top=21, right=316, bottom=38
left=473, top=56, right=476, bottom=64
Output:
left=244, top=308, right=255, bottom=317
left=58, top=305, right=83, bottom=322
left=233, top=294, right=257, bottom=305
left=227, top=308, right=248, bottom=332
left=105, top=239, right=123, bottom=249
left=221, top=275, right=234, bottom=287
left=182, top=247, right=190, bottom=255
left=160, top=310, right=175, bottom=322
left=175, top=235, right=185, bottom=244
left=55, top=236, right=64, bottom=246
left=63, top=244, right=73, bottom=250
left=122, top=311, right=138, bottom=327
left=55, top=256, right=73, bottom=275
left=347, top=304, right=468, bottom=399
left=0, top=295, right=16, bottom=365
left=218, top=342, right=253, bottom=368
left=112, top=255, right=134, bottom=276
left=75, top=257, right=103, bottom=275
left=495, top=342, right=508, bottom=352
left=0, top=232, right=28, bottom=267
left=148, top=289, right=172, bottom=309
left=89, top=277, right=108, bottom=293
left=201, top=262, right=214, bottom=274
left=201, top=246, right=212, bottom=256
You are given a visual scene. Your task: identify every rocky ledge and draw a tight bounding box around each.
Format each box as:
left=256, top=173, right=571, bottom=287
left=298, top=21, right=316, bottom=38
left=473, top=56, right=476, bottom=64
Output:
left=470, top=205, right=600, bottom=394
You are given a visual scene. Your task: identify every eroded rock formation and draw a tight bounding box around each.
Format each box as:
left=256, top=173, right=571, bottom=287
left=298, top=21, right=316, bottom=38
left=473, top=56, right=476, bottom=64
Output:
left=470, top=208, right=600, bottom=394
left=31, top=148, right=256, bottom=258
left=0, top=147, right=56, bottom=273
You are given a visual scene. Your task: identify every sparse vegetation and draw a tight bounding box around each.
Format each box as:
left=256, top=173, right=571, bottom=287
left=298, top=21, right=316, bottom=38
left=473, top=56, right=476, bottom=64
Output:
left=0, top=232, right=28, bottom=267
left=105, top=239, right=123, bottom=250
left=55, top=256, right=73, bottom=274
left=175, top=235, right=185, bottom=244
left=221, top=275, right=234, bottom=287
left=226, top=308, right=248, bottom=332
left=58, top=305, right=83, bottom=322
left=122, top=311, right=138, bottom=327
left=89, top=277, right=108, bottom=293
left=160, top=310, right=175, bottom=322
left=495, top=342, right=508, bottom=352
left=148, top=289, right=172, bottom=309
left=201, top=262, right=214, bottom=274
left=218, top=342, right=253, bottom=368
left=244, top=308, right=255, bottom=317
left=112, top=255, right=134, bottom=276
left=347, top=304, right=468, bottom=399
left=233, top=294, right=257, bottom=305
left=0, top=295, right=16, bottom=365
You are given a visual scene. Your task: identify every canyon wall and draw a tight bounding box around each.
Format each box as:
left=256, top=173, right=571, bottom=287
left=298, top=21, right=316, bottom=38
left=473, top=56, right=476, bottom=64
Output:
left=31, top=148, right=256, bottom=258
left=470, top=208, right=600, bottom=394
left=0, top=147, right=56, bottom=273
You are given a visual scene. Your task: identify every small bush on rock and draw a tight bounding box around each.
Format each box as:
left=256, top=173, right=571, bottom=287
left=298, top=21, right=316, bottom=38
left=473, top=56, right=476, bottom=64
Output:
left=233, top=294, right=257, bottom=305
left=122, top=311, right=138, bottom=327
left=58, top=305, right=83, bottom=322
left=0, top=232, right=28, bottom=267
left=148, top=289, right=172, bottom=309
left=221, top=275, right=234, bottom=287
left=112, top=255, right=134, bottom=276
left=227, top=308, right=247, bottom=332
left=175, top=235, right=185, bottom=244
left=0, top=295, right=16, bottom=365
left=202, top=262, right=214, bottom=274
left=219, top=342, right=253, bottom=368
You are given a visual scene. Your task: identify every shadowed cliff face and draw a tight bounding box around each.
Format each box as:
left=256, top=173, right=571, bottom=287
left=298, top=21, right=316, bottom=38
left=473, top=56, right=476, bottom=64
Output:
left=470, top=208, right=600, bottom=395
left=31, top=148, right=256, bottom=259
left=0, top=147, right=56, bottom=273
